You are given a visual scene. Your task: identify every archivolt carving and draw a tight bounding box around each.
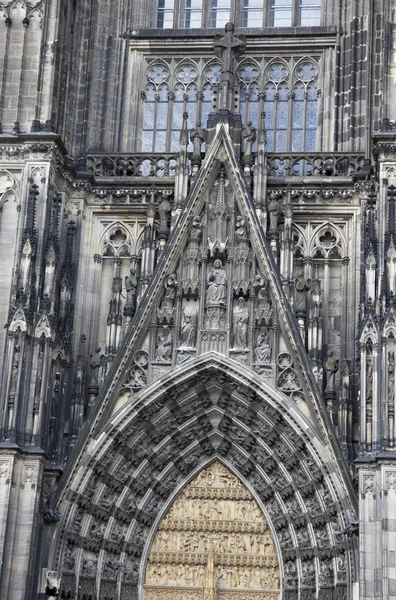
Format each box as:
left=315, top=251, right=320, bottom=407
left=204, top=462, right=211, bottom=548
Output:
left=56, top=358, right=352, bottom=600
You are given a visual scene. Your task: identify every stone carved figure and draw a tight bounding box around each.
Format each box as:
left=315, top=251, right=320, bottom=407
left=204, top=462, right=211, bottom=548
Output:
left=158, top=274, right=178, bottom=322
left=268, top=191, right=281, bottom=231
left=163, top=274, right=177, bottom=305
left=235, top=215, right=246, bottom=241
left=155, top=327, right=173, bottom=362
left=190, top=123, right=206, bottom=156
left=190, top=215, right=203, bottom=240
left=213, top=22, right=246, bottom=77
left=366, top=354, right=373, bottom=403
left=325, top=350, right=339, bottom=393
left=233, top=298, right=249, bottom=348
left=389, top=351, right=395, bottom=403
left=242, top=121, right=257, bottom=157
left=206, top=260, right=227, bottom=305
left=10, top=344, right=20, bottom=394
left=180, top=308, right=196, bottom=348
left=294, top=271, right=311, bottom=311
left=254, top=332, right=272, bottom=364
left=125, top=268, right=138, bottom=304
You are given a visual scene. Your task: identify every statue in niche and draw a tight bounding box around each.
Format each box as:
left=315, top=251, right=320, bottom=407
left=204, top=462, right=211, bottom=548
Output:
left=157, top=273, right=177, bottom=323
left=158, top=197, right=171, bottom=234
left=206, top=259, right=227, bottom=305
left=324, top=350, right=339, bottom=393
left=389, top=351, right=395, bottom=403
left=90, top=346, right=102, bottom=382
left=233, top=298, right=249, bottom=348
left=163, top=273, right=177, bottom=305
left=180, top=308, right=196, bottom=347
left=235, top=215, right=247, bottom=241
left=242, top=121, right=257, bottom=158
left=366, top=354, right=373, bottom=402
left=255, top=274, right=273, bottom=326
left=34, top=350, right=44, bottom=399
left=190, top=122, right=207, bottom=156
left=125, top=268, right=137, bottom=304
left=10, top=345, right=20, bottom=394
left=155, top=327, right=173, bottom=362
left=294, top=270, right=311, bottom=311
left=268, top=191, right=281, bottom=231
left=213, top=22, right=246, bottom=77
left=190, top=215, right=203, bottom=240
left=254, top=332, right=272, bottom=364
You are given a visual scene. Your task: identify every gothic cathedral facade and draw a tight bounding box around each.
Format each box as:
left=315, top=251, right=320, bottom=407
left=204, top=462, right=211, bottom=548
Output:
left=0, top=1, right=395, bottom=599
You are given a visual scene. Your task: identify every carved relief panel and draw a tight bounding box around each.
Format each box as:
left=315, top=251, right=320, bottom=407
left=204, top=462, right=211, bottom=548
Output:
left=144, top=461, right=280, bottom=600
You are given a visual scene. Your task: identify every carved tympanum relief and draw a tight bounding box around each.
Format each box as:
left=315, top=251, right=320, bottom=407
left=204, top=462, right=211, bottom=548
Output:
left=144, top=461, right=280, bottom=600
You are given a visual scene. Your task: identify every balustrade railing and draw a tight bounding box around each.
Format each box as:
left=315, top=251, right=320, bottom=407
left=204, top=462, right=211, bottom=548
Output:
left=86, top=153, right=178, bottom=178
left=85, top=151, right=366, bottom=179
left=266, top=152, right=365, bottom=177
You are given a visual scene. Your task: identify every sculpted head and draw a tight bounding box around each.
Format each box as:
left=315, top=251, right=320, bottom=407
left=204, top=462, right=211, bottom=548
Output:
left=225, top=22, right=235, bottom=33
left=214, top=259, right=222, bottom=268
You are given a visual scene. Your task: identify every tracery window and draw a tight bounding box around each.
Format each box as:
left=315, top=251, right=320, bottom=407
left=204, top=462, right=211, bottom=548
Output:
left=141, top=57, right=319, bottom=152
left=156, top=0, right=321, bottom=28
left=141, top=60, right=221, bottom=152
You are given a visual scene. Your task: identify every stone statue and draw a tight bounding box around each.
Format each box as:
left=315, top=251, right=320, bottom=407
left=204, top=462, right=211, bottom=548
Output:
left=125, top=268, right=137, bottom=304
left=294, top=271, right=311, bottom=311
left=90, top=346, right=102, bottom=371
left=10, top=344, right=20, bottom=393
left=213, top=22, right=246, bottom=78
left=190, top=122, right=206, bottom=156
left=190, top=215, right=203, bottom=240
left=163, top=274, right=177, bottom=305
left=206, top=259, right=227, bottom=305
left=158, top=197, right=171, bottom=233
left=254, top=332, right=272, bottom=364
left=389, top=351, right=395, bottom=403
left=180, top=308, right=196, bottom=348
left=233, top=298, right=249, bottom=348
left=268, top=191, right=281, bottom=231
left=325, top=351, right=339, bottom=393
left=155, top=327, right=173, bottom=362
left=234, top=215, right=246, bottom=241
left=242, top=121, right=256, bottom=157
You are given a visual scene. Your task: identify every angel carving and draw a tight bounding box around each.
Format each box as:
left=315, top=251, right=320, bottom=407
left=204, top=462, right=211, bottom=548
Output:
left=213, top=22, right=246, bottom=77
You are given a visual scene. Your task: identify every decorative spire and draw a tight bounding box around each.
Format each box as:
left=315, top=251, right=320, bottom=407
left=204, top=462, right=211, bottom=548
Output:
left=214, top=167, right=226, bottom=217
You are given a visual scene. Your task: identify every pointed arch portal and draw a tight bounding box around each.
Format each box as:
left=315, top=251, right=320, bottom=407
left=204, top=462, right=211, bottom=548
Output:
left=55, top=353, right=355, bottom=600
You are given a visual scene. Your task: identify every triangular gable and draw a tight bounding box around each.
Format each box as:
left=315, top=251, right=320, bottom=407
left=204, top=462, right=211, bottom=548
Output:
left=65, top=123, right=350, bottom=493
